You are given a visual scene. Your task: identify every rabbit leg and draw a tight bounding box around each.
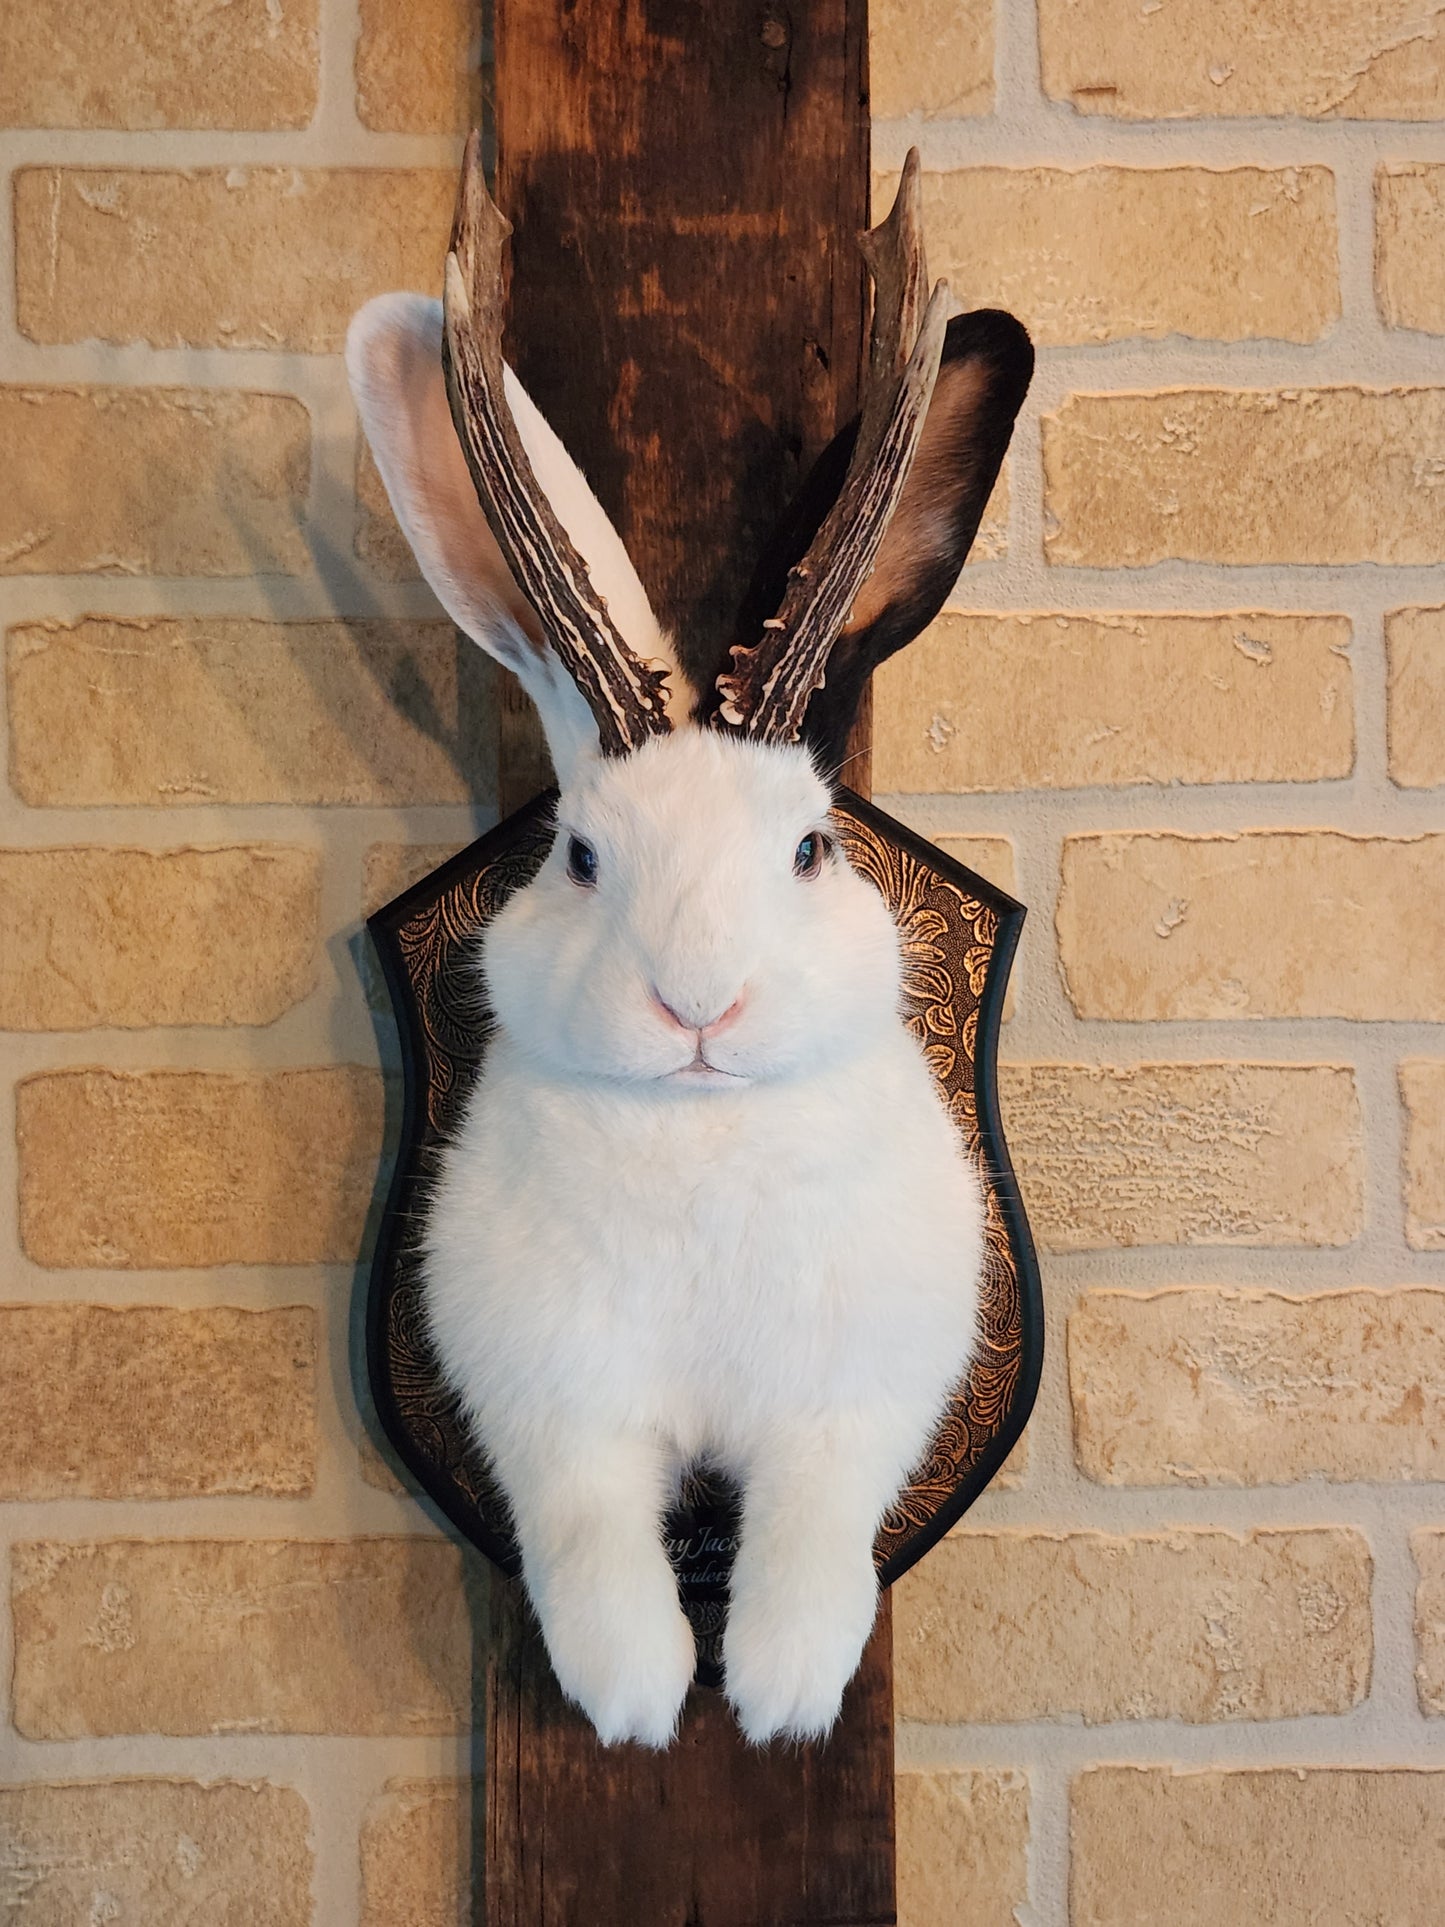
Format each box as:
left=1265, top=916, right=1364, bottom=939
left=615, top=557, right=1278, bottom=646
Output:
left=502, top=1427, right=697, bottom=1747
left=722, top=1417, right=906, bottom=1745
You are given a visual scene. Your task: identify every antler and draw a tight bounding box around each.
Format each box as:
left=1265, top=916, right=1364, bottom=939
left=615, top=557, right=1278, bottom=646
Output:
left=715, top=150, right=949, bottom=743
left=442, top=133, right=672, bottom=756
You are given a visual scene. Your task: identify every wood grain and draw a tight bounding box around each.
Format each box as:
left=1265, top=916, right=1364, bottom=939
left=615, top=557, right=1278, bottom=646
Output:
left=486, top=1582, right=895, bottom=1927
left=487, top=4, right=891, bottom=1919
left=493, top=0, right=870, bottom=809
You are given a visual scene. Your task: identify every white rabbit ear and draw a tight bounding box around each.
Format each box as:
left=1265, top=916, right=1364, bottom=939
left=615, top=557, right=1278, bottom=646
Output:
left=346, top=292, right=686, bottom=784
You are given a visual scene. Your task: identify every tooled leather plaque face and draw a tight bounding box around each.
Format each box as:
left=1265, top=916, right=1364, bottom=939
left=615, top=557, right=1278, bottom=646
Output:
left=367, top=788, right=1042, bottom=1681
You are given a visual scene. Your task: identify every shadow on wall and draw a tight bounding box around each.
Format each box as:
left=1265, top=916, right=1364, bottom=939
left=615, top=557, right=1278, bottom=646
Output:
left=202, top=423, right=502, bottom=1894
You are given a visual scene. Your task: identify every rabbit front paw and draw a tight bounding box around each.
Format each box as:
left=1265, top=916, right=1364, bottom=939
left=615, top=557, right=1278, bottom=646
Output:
left=539, top=1578, right=697, bottom=1749
left=722, top=1556, right=878, bottom=1746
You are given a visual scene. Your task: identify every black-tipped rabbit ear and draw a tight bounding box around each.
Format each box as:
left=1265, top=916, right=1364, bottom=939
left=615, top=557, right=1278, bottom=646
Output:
left=729, top=309, right=1032, bottom=768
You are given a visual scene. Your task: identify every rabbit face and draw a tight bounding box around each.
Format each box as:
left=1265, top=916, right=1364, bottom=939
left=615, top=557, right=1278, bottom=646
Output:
left=482, top=729, right=902, bottom=1088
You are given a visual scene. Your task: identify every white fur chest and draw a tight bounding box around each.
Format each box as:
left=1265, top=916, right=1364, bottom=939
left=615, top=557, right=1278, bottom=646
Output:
left=423, top=1025, right=984, bottom=1473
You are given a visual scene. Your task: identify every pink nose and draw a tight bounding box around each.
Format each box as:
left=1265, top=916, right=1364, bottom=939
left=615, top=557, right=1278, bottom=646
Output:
left=652, top=991, right=745, bottom=1037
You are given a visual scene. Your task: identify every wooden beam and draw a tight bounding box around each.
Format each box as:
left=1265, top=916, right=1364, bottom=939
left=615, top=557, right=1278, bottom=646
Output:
left=485, top=4, right=891, bottom=1920
left=486, top=1586, right=894, bottom=1926
left=493, top=0, right=869, bottom=811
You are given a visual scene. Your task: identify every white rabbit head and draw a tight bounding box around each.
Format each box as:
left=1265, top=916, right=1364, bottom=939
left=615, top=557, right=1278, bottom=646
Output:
left=480, top=729, right=905, bottom=1085
left=347, top=145, right=1031, bottom=1089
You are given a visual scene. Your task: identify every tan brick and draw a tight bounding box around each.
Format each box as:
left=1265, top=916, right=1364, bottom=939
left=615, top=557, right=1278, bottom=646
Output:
left=17, top=1068, right=382, bottom=1268
left=1387, top=604, right=1445, bottom=787
left=1058, top=832, right=1445, bottom=1020
left=356, top=0, right=480, bottom=132
left=1401, top=1061, right=1445, bottom=1252
left=877, top=165, right=1336, bottom=345
left=930, top=835, right=1015, bottom=897
left=871, top=0, right=993, bottom=118
left=7, top=618, right=492, bottom=807
left=0, top=1779, right=311, bottom=1924
left=0, top=1305, right=315, bottom=1499
left=1044, top=388, right=1445, bottom=568
left=874, top=613, right=1353, bottom=793
left=1071, top=1287, right=1445, bottom=1486
left=1377, top=164, right=1445, bottom=333
left=1, top=388, right=308, bottom=577
left=896, top=1769, right=1029, bottom=1927
left=989, top=1431, right=1029, bottom=1488
left=12, top=1539, right=472, bottom=1738
left=360, top=1780, right=470, bottom=1927
left=1072, top=1768, right=1445, bottom=1927
left=359, top=1433, right=407, bottom=1493
left=0, top=846, right=318, bottom=1029
left=0, top=0, right=318, bottom=130
left=1416, top=1531, right=1445, bottom=1713
left=1039, top=0, right=1445, bottom=120
left=357, top=441, right=423, bottom=579
left=17, top=169, right=453, bottom=354
left=364, top=843, right=468, bottom=918
left=1000, top=1062, right=1362, bottom=1251
left=895, top=1528, right=1371, bottom=1723
left=968, top=465, right=1008, bottom=563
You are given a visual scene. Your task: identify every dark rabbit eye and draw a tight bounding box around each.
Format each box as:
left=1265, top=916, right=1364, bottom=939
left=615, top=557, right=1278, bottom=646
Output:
left=566, top=836, right=599, bottom=887
left=793, top=832, right=828, bottom=879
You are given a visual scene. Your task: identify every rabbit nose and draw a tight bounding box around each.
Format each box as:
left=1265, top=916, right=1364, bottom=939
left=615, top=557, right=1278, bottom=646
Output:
left=700, top=996, right=746, bottom=1038
left=651, top=990, right=746, bottom=1036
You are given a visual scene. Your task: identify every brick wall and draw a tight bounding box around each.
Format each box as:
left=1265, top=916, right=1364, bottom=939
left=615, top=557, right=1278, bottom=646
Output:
left=0, top=3, right=487, bottom=1919
left=1, top=2, right=1442, bottom=1921
left=874, top=2, right=1445, bottom=1921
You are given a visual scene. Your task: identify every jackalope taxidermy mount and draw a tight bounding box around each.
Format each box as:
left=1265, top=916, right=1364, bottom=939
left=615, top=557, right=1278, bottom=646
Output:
left=348, top=136, right=1032, bottom=1748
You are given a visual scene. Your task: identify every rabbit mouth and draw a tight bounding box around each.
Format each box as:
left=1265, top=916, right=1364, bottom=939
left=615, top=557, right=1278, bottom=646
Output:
left=667, top=1048, right=744, bottom=1084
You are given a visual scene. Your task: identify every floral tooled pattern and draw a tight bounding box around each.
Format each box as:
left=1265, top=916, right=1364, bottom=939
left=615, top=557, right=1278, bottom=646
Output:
left=377, top=802, right=556, bottom=1542
left=374, top=795, right=1025, bottom=1635
left=833, top=812, right=1022, bottom=1568
left=393, top=809, right=555, bottom=1139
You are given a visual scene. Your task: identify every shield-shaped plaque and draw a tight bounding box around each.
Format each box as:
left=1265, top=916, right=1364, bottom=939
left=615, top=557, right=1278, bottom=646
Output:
left=367, top=785, right=1043, bottom=1683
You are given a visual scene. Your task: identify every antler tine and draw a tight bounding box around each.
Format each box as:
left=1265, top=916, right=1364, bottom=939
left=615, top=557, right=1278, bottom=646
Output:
left=442, top=132, right=671, bottom=756
left=858, top=146, right=933, bottom=393
left=716, top=149, right=948, bottom=743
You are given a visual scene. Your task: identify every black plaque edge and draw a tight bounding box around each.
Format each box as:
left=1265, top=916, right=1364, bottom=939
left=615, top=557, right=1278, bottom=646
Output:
left=364, top=797, right=558, bottom=1576
left=839, top=790, right=1044, bottom=1587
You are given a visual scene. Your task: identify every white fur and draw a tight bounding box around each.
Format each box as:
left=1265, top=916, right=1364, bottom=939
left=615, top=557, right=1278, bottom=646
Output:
left=345, top=294, right=694, bottom=782
left=349, top=301, right=984, bottom=1748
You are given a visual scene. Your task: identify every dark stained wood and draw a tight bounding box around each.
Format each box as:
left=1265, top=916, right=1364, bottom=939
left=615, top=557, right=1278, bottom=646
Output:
left=486, top=4, right=892, bottom=1921
left=496, top=673, right=553, bottom=817
left=496, top=0, right=869, bottom=711
left=844, top=679, right=874, bottom=799
left=486, top=1581, right=895, bottom=1927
